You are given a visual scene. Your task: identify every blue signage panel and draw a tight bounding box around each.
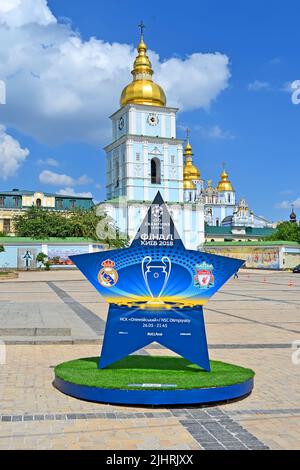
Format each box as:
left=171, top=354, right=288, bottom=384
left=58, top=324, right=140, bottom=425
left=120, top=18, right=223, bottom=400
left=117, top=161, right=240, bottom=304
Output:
left=70, top=192, right=243, bottom=371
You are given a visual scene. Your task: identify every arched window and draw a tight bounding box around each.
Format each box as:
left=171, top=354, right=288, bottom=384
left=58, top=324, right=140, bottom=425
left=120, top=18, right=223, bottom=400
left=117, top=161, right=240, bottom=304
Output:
left=216, top=219, right=220, bottom=227
left=115, top=160, right=119, bottom=188
left=36, top=198, right=42, bottom=207
left=151, top=158, right=161, bottom=184
left=228, top=193, right=231, bottom=203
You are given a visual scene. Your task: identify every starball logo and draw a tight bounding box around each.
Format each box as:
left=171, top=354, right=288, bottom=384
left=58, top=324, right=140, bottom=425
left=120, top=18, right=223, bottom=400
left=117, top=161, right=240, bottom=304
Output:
left=96, top=198, right=203, bottom=248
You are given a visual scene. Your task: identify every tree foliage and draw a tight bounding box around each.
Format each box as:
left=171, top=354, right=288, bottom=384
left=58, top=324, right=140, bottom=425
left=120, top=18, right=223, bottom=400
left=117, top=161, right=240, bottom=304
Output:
left=36, top=252, right=51, bottom=270
left=266, top=221, right=300, bottom=243
left=13, top=207, right=128, bottom=248
left=0, top=245, right=4, bottom=253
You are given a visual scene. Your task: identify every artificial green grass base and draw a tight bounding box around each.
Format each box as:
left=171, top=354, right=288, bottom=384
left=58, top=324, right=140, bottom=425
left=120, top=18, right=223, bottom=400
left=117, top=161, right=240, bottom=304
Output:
left=55, top=356, right=254, bottom=391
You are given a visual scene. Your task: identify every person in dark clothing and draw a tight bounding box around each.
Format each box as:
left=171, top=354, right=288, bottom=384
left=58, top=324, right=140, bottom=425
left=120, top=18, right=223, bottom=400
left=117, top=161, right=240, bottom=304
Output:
left=234, top=262, right=245, bottom=279
left=233, top=270, right=239, bottom=279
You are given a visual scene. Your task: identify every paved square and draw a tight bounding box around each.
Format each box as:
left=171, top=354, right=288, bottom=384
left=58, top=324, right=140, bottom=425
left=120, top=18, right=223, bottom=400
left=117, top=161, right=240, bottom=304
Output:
left=0, top=269, right=299, bottom=449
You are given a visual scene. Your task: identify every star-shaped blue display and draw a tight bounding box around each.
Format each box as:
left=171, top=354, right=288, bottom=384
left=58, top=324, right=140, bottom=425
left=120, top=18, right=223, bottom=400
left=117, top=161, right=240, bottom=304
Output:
left=70, top=192, right=243, bottom=372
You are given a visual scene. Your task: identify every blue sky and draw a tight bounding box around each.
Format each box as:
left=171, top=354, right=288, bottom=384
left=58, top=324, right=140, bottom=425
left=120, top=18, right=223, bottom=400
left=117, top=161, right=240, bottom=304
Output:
left=0, top=0, right=299, bottom=220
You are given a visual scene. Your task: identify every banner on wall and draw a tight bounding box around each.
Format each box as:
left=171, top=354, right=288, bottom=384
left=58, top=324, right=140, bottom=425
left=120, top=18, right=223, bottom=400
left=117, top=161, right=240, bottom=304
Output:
left=48, top=246, right=90, bottom=266
left=205, top=246, right=280, bottom=270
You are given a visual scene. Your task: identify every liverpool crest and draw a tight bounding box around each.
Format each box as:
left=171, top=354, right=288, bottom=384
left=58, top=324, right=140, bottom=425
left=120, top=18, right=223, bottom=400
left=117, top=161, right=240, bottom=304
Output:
left=194, top=262, right=215, bottom=289
left=98, top=259, right=118, bottom=288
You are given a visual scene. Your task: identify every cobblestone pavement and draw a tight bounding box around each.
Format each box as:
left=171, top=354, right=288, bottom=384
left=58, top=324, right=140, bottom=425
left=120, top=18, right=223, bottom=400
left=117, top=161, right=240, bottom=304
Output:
left=0, top=269, right=299, bottom=449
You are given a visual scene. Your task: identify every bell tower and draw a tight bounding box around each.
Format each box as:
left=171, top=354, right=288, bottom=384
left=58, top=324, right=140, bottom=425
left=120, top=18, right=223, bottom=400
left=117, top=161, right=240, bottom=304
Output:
left=102, top=24, right=204, bottom=248
left=104, top=24, right=184, bottom=204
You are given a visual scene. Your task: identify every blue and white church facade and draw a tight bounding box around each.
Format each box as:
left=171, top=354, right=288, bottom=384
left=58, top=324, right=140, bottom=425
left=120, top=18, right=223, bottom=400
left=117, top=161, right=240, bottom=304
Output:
left=101, top=28, right=272, bottom=249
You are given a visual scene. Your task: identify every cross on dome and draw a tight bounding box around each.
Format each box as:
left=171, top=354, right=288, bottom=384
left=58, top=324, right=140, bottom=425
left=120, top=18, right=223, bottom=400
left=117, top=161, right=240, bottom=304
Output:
left=138, top=20, right=145, bottom=37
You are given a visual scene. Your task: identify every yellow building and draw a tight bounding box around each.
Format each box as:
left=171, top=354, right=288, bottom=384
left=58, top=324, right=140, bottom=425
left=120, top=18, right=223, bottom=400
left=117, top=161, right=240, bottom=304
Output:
left=0, top=189, right=94, bottom=235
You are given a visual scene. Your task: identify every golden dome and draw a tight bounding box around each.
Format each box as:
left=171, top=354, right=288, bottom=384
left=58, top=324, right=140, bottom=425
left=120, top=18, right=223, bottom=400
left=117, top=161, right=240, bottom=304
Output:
left=120, top=31, right=166, bottom=107
left=183, top=134, right=201, bottom=182
left=184, top=161, right=200, bottom=180
left=185, top=141, right=192, bottom=154
left=217, top=168, right=234, bottom=192
left=183, top=180, right=196, bottom=190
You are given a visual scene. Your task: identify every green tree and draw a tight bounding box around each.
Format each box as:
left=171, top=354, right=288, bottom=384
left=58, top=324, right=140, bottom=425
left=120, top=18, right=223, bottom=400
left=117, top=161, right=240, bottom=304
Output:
left=266, top=222, right=300, bottom=244
left=36, top=252, right=51, bottom=270
left=13, top=207, right=128, bottom=247
left=0, top=245, right=4, bottom=253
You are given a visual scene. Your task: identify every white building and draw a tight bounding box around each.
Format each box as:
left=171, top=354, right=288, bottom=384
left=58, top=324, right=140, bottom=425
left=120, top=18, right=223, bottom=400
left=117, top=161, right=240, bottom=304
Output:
left=102, top=30, right=204, bottom=249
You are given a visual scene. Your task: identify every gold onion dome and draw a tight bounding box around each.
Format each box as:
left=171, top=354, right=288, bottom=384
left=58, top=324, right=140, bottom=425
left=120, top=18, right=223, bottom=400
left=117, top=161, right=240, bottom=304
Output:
left=120, top=27, right=166, bottom=107
left=217, top=168, right=234, bottom=192
left=183, top=132, right=200, bottom=189
left=184, top=180, right=196, bottom=190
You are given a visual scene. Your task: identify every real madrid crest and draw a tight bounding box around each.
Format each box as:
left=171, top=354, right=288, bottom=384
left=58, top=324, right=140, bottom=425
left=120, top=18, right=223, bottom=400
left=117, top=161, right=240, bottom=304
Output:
left=98, top=259, right=118, bottom=288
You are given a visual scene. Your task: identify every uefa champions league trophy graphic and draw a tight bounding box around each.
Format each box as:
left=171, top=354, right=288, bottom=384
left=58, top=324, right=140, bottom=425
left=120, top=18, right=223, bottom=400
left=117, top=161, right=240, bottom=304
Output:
left=142, top=256, right=171, bottom=305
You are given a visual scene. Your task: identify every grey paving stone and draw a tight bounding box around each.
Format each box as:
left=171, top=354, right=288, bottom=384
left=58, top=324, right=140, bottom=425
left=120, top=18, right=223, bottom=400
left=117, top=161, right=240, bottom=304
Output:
left=179, top=419, right=198, bottom=425
left=55, top=414, right=66, bottom=420
left=224, top=443, right=248, bottom=450
left=12, top=416, right=23, bottom=422
left=171, top=407, right=269, bottom=450
left=1, top=416, right=11, bottom=422
left=201, top=444, right=226, bottom=450
left=47, top=282, right=105, bottom=335
left=45, top=414, right=55, bottom=420
left=34, top=415, right=45, bottom=421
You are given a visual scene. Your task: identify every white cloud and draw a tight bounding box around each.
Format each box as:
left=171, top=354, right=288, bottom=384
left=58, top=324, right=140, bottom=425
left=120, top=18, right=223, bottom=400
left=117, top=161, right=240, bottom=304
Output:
left=248, top=80, right=271, bottom=91
left=0, top=125, right=29, bottom=179
left=275, top=200, right=290, bottom=210
left=77, top=174, right=93, bottom=185
left=39, top=170, right=93, bottom=186
left=275, top=198, right=300, bottom=210
left=56, top=187, right=93, bottom=198
left=39, top=170, right=74, bottom=186
left=292, top=199, right=300, bottom=209
left=0, top=0, right=56, bottom=27
left=195, top=124, right=235, bottom=140
left=0, top=1, right=231, bottom=145
left=156, top=53, right=230, bottom=110
left=248, top=80, right=296, bottom=94
left=37, top=158, right=59, bottom=167
left=280, top=81, right=294, bottom=93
